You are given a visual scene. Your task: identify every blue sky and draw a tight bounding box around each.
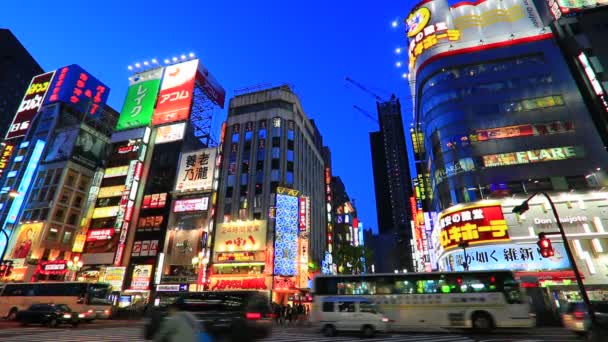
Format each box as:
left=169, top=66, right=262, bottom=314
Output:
left=2, top=0, right=416, bottom=234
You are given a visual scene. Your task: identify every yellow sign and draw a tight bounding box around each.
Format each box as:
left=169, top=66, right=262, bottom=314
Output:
left=406, top=7, right=431, bottom=37
left=92, top=206, right=120, bottom=219
left=72, top=233, right=87, bottom=253
left=276, top=186, right=299, bottom=197
left=408, top=24, right=461, bottom=68
left=8, top=222, right=43, bottom=259
left=104, top=166, right=129, bottom=178
left=97, top=185, right=125, bottom=198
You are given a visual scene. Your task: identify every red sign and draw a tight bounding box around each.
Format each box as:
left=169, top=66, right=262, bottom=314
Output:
left=209, top=277, right=267, bottom=290
left=6, top=72, right=55, bottom=140
left=299, top=197, right=307, bottom=232
left=142, top=193, right=168, bottom=209
left=438, top=203, right=510, bottom=251
left=217, top=252, right=256, bottom=262
left=86, top=228, right=114, bottom=241
left=273, top=276, right=297, bottom=291
left=173, top=197, right=209, bottom=212
left=36, top=260, right=68, bottom=275
left=196, top=63, right=226, bottom=109
left=153, top=60, right=198, bottom=125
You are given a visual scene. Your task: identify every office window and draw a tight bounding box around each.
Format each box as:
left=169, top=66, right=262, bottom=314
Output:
left=287, top=150, right=294, bottom=161
left=53, top=207, right=66, bottom=223
left=62, top=231, right=73, bottom=244
left=271, top=170, right=280, bottom=182
left=272, top=147, right=280, bottom=159
left=47, top=226, right=60, bottom=241
left=225, top=187, right=233, bottom=197
left=271, top=159, right=280, bottom=169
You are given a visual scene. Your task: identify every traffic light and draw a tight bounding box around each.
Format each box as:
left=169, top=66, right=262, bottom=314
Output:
left=537, top=233, right=554, bottom=258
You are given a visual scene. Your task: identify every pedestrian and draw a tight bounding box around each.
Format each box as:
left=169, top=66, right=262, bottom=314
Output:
left=153, top=299, right=199, bottom=342
left=287, top=304, right=293, bottom=326
left=273, top=303, right=281, bottom=327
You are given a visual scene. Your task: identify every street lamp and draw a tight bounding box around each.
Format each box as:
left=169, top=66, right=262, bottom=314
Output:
left=67, top=256, right=83, bottom=281
left=512, top=192, right=597, bottom=332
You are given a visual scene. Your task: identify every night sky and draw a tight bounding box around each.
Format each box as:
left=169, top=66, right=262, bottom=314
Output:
left=2, top=0, right=417, bottom=234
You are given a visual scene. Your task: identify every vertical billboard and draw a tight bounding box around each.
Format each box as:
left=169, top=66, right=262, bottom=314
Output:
left=116, top=68, right=163, bottom=131
left=274, top=193, right=299, bottom=276
left=44, top=65, right=110, bottom=118
left=174, top=148, right=217, bottom=192
left=153, top=60, right=198, bottom=125
left=5, top=72, right=55, bottom=140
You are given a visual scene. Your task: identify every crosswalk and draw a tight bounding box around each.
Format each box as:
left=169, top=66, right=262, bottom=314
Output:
left=0, top=326, right=145, bottom=341
left=260, top=329, right=475, bottom=342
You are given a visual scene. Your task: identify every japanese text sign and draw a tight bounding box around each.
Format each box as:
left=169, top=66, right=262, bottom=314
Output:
left=209, top=277, right=267, bottom=291
left=175, top=148, right=216, bottom=192
left=438, top=203, right=510, bottom=251
left=44, top=65, right=109, bottom=118
left=173, top=197, right=209, bottom=212
left=155, top=122, right=186, bottom=144
left=214, top=221, right=267, bottom=253
left=130, top=265, right=152, bottom=290
left=0, top=144, right=14, bottom=178
left=153, top=59, right=198, bottom=125
left=6, top=72, right=55, bottom=140
left=116, top=68, right=163, bottom=131
left=86, top=228, right=114, bottom=241
left=299, top=197, right=307, bottom=232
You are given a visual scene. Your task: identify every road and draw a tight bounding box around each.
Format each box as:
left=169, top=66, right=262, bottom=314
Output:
left=0, top=321, right=585, bottom=341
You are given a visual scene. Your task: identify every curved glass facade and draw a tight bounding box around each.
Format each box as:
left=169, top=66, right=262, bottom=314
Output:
left=415, top=38, right=607, bottom=211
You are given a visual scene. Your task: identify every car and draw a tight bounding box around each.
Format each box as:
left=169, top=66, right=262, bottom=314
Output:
left=310, top=296, right=390, bottom=338
left=562, top=301, right=608, bottom=337
left=16, top=303, right=82, bottom=328
left=146, top=291, right=273, bottom=342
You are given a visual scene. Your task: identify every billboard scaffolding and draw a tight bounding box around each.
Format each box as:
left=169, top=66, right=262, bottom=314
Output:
left=190, top=84, right=217, bottom=147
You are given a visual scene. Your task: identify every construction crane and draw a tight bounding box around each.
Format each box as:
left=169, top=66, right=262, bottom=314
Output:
left=353, top=105, right=379, bottom=125
left=345, top=77, right=385, bottom=102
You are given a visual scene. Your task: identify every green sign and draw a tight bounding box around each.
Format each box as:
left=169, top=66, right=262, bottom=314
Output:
left=116, top=68, right=163, bottom=131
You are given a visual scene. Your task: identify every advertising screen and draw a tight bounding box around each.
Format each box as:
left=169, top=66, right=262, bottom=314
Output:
left=153, top=60, right=198, bottom=125
left=474, top=121, right=575, bottom=141
left=274, top=193, right=299, bottom=276
left=6, top=222, right=43, bottom=260
left=72, top=129, right=106, bottom=169
left=196, top=62, right=226, bottom=108
left=483, top=146, right=581, bottom=167
left=155, top=122, right=186, bottom=144
left=173, top=197, right=209, bottom=212
left=175, top=148, right=216, bottom=192
left=6, top=72, right=55, bottom=140
left=44, top=128, right=79, bottom=162
left=44, top=65, right=110, bottom=118
left=438, top=202, right=510, bottom=251
left=214, top=221, right=267, bottom=253
left=116, top=68, right=163, bottom=131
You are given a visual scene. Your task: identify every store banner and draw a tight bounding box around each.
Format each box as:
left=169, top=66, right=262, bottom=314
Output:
left=153, top=59, right=198, bottom=125
left=101, top=267, right=126, bottom=291
left=116, top=68, right=163, bottom=131
left=214, top=221, right=267, bottom=253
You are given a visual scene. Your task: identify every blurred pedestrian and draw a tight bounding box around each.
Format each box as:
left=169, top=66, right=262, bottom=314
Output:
left=287, top=304, right=293, bottom=326
left=273, top=303, right=281, bottom=326
left=153, top=299, right=199, bottom=342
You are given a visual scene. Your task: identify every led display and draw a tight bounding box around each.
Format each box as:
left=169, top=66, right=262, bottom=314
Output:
left=273, top=193, right=299, bottom=276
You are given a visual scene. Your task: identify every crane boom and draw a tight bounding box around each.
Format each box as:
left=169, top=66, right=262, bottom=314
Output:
left=345, top=77, right=384, bottom=102
left=353, top=105, right=379, bottom=124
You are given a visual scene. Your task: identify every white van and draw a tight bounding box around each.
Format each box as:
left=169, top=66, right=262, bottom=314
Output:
left=311, top=296, right=390, bottom=337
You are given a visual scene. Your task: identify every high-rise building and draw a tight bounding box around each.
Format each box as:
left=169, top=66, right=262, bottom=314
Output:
left=213, top=84, right=325, bottom=302
left=405, top=0, right=608, bottom=324
left=0, top=29, right=43, bottom=140
left=369, top=95, right=414, bottom=271
left=0, top=65, right=114, bottom=283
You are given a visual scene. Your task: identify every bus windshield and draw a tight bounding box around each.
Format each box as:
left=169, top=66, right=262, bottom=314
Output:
left=87, top=283, right=112, bottom=305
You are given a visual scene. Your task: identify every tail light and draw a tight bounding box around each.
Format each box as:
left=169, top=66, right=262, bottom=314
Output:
left=574, top=311, right=585, bottom=320
left=266, top=313, right=277, bottom=319
left=88, top=309, right=94, bottom=313
left=104, top=309, right=111, bottom=315
left=246, top=312, right=262, bottom=320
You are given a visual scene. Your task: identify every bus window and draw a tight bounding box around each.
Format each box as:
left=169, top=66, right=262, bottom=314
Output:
left=338, top=302, right=355, bottom=312
left=503, top=276, right=524, bottom=304
left=322, top=301, right=334, bottom=312
left=87, top=283, right=112, bottom=305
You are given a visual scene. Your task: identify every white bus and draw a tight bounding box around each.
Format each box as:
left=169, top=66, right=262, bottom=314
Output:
left=312, top=271, right=535, bottom=332
left=0, top=282, right=113, bottom=321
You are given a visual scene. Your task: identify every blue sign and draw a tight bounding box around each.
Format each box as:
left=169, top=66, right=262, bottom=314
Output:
left=442, top=242, right=571, bottom=272
left=44, top=64, right=110, bottom=119
left=273, top=193, right=299, bottom=276
left=6, top=140, right=46, bottom=225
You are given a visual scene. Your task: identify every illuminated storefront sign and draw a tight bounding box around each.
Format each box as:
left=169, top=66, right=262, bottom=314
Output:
left=274, top=276, right=297, bottom=291
left=116, top=68, right=163, bottom=131
left=86, top=228, right=114, bottom=241
left=155, top=122, right=186, bottom=144
left=6, top=72, right=55, bottom=140
left=299, top=197, right=307, bottom=232
left=578, top=52, right=608, bottom=113
left=0, top=144, right=14, bottom=178
left=92, top=206, right=120, bottom=219
left=214, top=220, right=266, bottom=253
left=103, top=166, right=129, bottom=178
left=274, top=193, right=299, bottom=276
left=97, top=185, right=125, bottom=198
left=153, top=59, right=198, bottom=125
left=442, top=242, right=570, bottom=272
left=474, top=121, right=575, bottom=142
left=298, top=235, right=309, bottom=288
left=209, top=276, right=267, bottom=290
left=101, top=267, right=126, bottom=291
left=130, top=265, right=153, bottom=290
left=38, top=260, right=68, bottom=275
left=173, top=197, right=209, bottom=212
left=483, top=146, right=580, bottom=167
left=44, top=65, right=109, bottom=118
left=406, top=7, right=431, bottom=37
left=142, top=193, right=168, bottom=209
left=216, top=251, right=261, bottom=262
left=72, top=233, right=87, bottom=253
left=438, top=202, right=510, bottom=251
left=131, top=240, right=159, bottom=257
left=156, top=284, right=188, bottom=292
left=175, top=148, right=216, bottom=192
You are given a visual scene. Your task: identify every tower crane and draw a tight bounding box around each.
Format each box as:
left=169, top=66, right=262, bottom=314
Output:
left=353, top=105, right=379, bottom=125
left=345, top=77, right=385, bottom=102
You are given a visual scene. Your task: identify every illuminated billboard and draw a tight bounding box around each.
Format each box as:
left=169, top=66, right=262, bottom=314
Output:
left=483, top=146, right=581, bottom=167
left=155, top=122, right=186, bottom=144
left=130, top=265, right=152, bottom=290
left=153, top=60, right=198, bottom=125
left=6, top=222, right=43, bottom=260
left=72, top=130, right=107, bottom=169
left=474, top=121, right=575, bottom=142
left=196, top=62, right=226, bottom=108
left=6, top=72, right=55, bottom=140
left=274, top=193, right=299, bottom=276
left=175, top=148, right=216, bottom=192
left=44, top=128, right=78, bottom=162
left=214, top=220, right=267, bottom=253
left=173, top=197, right=209, bottom=212
left=116, top=68, right=163, bottom=131
left=6, top=140, right=46, bottom=224
left=438, top=202, right=510, bottom=251
left=44, top=65, right=110, bottom=118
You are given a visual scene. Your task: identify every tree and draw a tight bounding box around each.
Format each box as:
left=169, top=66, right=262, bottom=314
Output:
left=334, top=245, right=374, bottom=274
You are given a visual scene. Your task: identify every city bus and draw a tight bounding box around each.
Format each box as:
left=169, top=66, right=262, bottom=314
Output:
left=0, top=282, right=113, bottom=321
left=312, top=270, right=535, bottom=332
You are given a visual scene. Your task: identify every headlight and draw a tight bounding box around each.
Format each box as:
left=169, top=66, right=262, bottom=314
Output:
left=63, top=314, right=72, bottom=319
left=88, top=309, right=94, bottom=313
left=381, top=317, right=390, bottom=322
left=78, top=314, right=85, bottom=318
